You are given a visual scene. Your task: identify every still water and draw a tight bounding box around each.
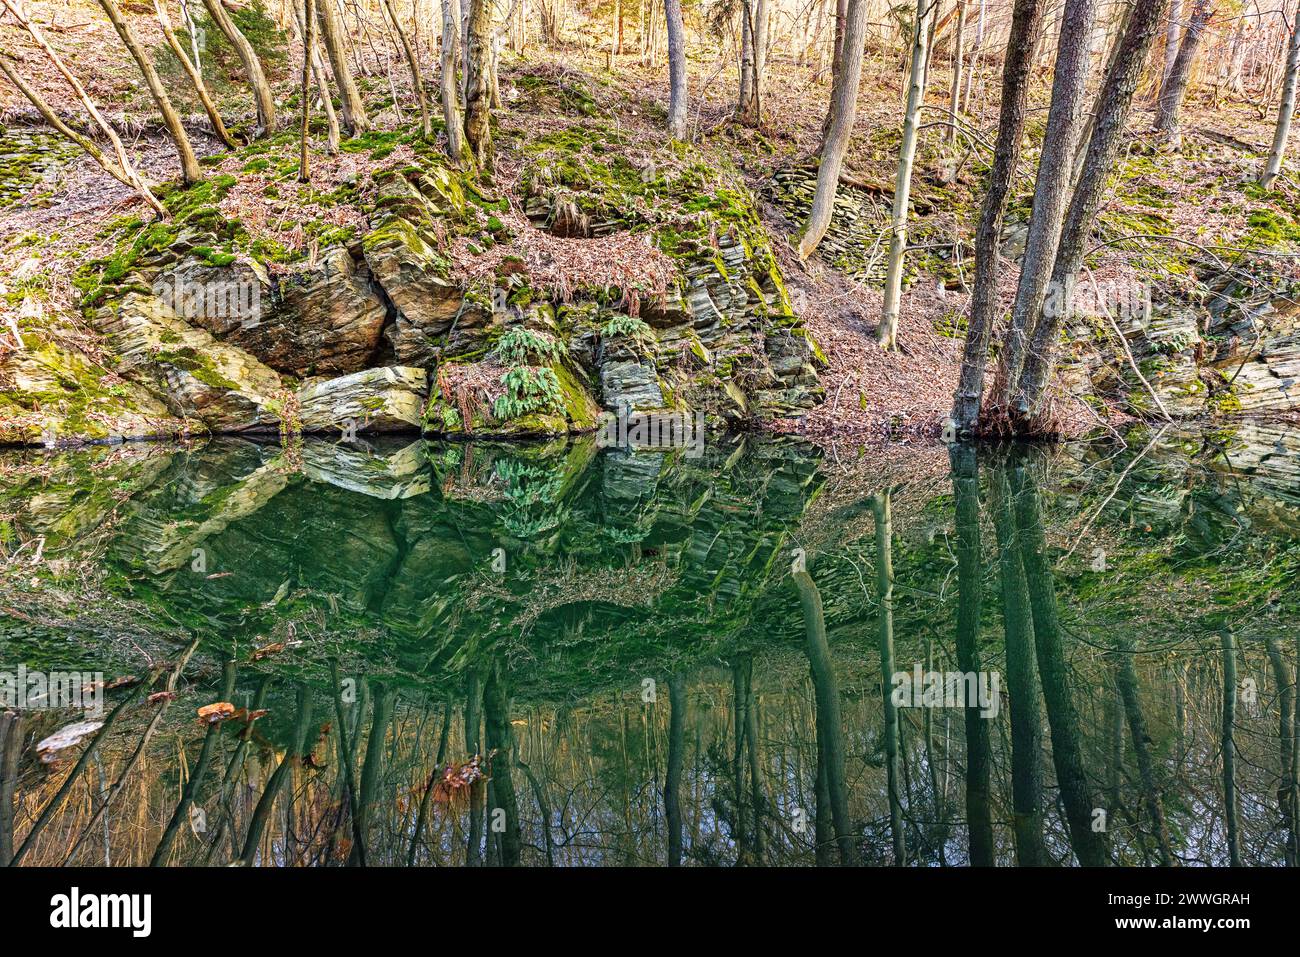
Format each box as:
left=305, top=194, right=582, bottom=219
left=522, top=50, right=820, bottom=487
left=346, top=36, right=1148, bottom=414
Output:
left=1, top=424, right=1297, bottom=866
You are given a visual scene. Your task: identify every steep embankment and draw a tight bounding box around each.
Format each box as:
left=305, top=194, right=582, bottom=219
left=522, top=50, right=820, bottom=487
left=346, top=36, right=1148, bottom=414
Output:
left=1, top=60, right=823, bottom=446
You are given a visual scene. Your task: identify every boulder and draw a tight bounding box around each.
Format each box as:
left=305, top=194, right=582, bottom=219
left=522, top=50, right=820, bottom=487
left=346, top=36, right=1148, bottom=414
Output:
left=298, top=365, right=428, bottom=432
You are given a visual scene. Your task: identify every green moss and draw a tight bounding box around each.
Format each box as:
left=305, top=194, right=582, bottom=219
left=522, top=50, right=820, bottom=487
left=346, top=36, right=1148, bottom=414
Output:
left=152, top=346, right=241, bottom=391
left=1243, top=208, right=1300, bottom=248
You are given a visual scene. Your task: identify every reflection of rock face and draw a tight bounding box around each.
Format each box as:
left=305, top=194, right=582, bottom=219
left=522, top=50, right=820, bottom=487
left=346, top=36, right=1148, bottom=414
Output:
left=300, top=439, right=431, bottom=499
left=4, top=436, right=825, bottom=694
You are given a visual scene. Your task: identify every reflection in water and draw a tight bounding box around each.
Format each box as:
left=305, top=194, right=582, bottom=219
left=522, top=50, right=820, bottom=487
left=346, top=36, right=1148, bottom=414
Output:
left=1, top=426, right=1299, bottom=866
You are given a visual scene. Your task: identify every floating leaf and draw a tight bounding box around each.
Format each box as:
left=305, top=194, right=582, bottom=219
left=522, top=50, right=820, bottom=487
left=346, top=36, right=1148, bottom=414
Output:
left=36, top=720, right=103, bottom=762
left=251, top=641, right=286, bottom=661
left=229, top=708, right=270, bottom=724
left=197, top=702, right=236, bottom=724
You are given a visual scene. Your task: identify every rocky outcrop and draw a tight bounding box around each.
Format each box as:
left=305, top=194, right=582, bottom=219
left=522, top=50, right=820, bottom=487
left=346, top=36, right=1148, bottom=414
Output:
left=362, top=166, right=490, bottom=366
left=93, top=290, right=286, bottom=433
left=23, top=128, right=823, bottom=447
left=0, top=333, right=181, bottom=445
left=155, top=246, right=388, bottom=377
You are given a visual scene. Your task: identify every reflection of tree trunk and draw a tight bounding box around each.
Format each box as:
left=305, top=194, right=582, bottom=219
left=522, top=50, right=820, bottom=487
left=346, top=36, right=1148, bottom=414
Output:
left=240, top=684, right=313, bottom=866
left=1115, top=638, right=1175, bottom=865
left=484, top=664, right=521, bottom=866
left=794, top=569, right=858, bottom=865
left=870, top=492, right=906, bottom=865
left=327, top=660, right=367, bottom=867
left=1264, top=634, right=1297, bottom=866
left=11, top=677, right=151, bottom=864
left=1013, top=462, right=1109, bottom=866
left=731, top=658, right=750, bottom=864
left=151, top=659, right=236, bottom=866
left=951, top=447, right=993, bottom=865
left=1220, top=629, right=1242, bottom=866
left=666, top=674, right=686, bottom=866
left=347, top=684, right=394, bottom=866
left=0, top=711, right=21, bottom=866
left=1104, top=667, right=1124, bottom=825
left=62, top=637, right=199, bottom=865
left=923, top=634, right=949, bottom=862
left=465, top=669, right=485, bottom=866
left=731, top=654, right=767, bottom=864
left=409, top=699, right=453, bottom=865
left=991, top=466, right=1048, bottom=866
left=519, top=759, right=555, bottom=865
left=813, top=734, right=833, bottom=865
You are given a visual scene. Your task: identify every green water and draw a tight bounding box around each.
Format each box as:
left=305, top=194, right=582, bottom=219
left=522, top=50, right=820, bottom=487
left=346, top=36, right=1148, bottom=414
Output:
left=1, top=424, right=1298, bottom=866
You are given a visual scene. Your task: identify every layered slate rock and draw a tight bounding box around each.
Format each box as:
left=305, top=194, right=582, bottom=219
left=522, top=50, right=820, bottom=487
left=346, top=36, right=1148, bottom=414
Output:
left=0, top=334, right=180, bottom=445
left=51, top=117, right=823, bottom=446
left=159, top=246, right=388, bottom=377
left=93, top=291, right=285, bottom=432
left=298, top=365, right=429, bottom=432
left=363, top=165, right=490, bottom=366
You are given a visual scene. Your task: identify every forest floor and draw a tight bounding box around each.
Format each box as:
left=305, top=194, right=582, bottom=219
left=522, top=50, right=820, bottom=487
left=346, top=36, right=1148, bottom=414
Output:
left=3, top=3, right=1299, bottom=444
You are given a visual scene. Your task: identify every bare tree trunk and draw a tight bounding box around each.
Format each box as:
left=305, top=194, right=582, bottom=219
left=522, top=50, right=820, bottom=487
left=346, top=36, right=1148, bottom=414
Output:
left=1154, top=0, right=1213, bottom=146
left=1260, top=9, right=1300, bottom=188
left=291, top=0, right=341, bottom=154
left=300, top=0, right=315, bottom=182
left=155, top=0, right=236, bottom=148
left=796, top=0, right=869, bottom=259
left=464, top=0, right=493, bottom=169
left=0, top=4, right=169, bottom=215
left=201, top=0, right=277, bottom=136
left=950, top=0, right=1045, bottom=433
left=946, top=0, right=966, bottom=144
left=1015, top=0, right=1169, bottom=419
left=1162, top=0, right=1181, bottom=81
left=878, top=0, right=936, bottom=350
left=737, top=0, right=757, bottom=122
left=0, top=49, right=166, bottom=215
left=382, top=0, right=431, bottom=137
left=664, top=0, right=688, bottom=138
left=441, top=0, right=468, bottom=163
left=98, top=0, right=202, bottom=183
left=318, top=0, right=369, bottom=135
left=990, top=0, right=1099, bottom=418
